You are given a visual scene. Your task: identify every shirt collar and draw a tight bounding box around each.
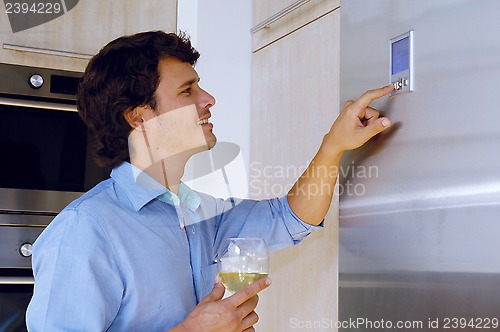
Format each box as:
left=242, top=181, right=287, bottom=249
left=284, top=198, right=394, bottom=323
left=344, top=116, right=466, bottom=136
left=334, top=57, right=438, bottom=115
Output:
left=110, top=162, right=200, bottom=212
left=156, top=182, right=201, bottom=211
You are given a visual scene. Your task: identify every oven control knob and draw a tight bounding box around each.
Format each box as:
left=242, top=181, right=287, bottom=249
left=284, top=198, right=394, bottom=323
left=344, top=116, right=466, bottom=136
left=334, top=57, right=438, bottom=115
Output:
left=19, top=243, right=33, bottom=257
left=29, top=74, right=44, bottom=89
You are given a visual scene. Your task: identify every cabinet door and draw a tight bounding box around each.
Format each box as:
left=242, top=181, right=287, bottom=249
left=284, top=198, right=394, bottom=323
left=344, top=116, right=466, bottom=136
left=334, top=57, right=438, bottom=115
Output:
left=0, top=0, right=177, bottom=71
left=250, top=9, right=339, bottom=331
left=252, top=0, right=339, bottom=52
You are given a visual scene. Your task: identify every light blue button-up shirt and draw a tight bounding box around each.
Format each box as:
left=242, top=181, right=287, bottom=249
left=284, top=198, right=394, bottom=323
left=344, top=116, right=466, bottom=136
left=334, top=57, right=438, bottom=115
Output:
left=26, top=162, right=321, bottom=331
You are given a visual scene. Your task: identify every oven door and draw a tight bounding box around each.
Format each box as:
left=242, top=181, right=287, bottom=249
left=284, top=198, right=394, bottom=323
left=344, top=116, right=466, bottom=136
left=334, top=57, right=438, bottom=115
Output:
left=0, top=98, right=109, bottom=194
left=0, top=214, right=46, bottom=332
left=0, top=269, right=33, bottom=332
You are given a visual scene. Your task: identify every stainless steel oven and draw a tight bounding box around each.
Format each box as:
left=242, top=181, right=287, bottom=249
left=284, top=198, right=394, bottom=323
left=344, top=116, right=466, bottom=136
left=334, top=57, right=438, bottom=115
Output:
left=0, top=63, right=109, bottom=331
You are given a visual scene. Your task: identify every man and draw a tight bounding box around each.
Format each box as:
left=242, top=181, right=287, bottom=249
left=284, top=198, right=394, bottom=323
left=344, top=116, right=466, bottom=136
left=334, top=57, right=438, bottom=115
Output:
left=26, top=31, right=393, bottom=331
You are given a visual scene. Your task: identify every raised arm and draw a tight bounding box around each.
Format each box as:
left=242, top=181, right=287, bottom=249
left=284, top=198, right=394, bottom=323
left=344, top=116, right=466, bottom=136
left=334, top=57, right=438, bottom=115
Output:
left=287, top=85, right=394, bottom=225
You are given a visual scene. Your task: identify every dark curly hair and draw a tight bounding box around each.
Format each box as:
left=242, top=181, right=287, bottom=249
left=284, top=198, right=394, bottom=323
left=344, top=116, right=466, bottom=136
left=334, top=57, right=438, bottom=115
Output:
left=77, top=31, right=200, bottom=169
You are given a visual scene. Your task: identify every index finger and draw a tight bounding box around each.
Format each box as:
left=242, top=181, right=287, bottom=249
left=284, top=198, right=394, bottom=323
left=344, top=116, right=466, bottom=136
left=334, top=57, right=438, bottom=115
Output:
left=354, top=85, right=394, bottom=110
left=225, top=278, right=272, bottom=307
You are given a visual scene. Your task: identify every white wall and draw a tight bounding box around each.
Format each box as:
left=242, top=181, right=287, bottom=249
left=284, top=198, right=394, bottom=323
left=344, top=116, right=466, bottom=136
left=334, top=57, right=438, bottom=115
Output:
left=178, top=0, right=252, bottom=181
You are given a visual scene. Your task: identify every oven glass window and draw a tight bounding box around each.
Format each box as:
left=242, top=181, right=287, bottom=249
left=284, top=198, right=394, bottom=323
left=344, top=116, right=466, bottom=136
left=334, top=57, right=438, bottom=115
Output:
left=0, top=284, right=31, bottom=332
left=0, top=269, right=33, bottom=332
left=0, top=104, right=94, bottom=192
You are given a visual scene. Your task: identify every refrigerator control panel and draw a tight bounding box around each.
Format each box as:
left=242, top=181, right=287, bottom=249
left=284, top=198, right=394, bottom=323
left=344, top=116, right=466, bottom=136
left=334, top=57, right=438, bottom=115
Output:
left=390, top=30, right=413, bottom=96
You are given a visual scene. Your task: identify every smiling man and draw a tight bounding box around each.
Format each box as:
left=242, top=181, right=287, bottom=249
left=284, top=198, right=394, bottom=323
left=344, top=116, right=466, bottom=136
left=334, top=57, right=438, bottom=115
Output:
left=125, top=56, right=216, bottom=195
left=26, top=31, right=393, bottom=331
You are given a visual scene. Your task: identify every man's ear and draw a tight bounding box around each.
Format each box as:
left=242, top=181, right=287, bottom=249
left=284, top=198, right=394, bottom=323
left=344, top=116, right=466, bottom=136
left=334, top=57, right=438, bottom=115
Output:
left=124, top=107, right=145, bottom=129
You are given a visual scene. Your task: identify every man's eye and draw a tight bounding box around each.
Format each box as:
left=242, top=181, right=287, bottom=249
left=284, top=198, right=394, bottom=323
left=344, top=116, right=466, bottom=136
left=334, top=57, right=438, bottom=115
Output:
left=182, top=87, right=192, bottom=94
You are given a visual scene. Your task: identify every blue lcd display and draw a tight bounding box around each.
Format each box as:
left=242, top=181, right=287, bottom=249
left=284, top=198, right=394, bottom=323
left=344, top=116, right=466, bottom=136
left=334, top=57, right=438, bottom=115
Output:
left=392, top=36, right=409, bottom=74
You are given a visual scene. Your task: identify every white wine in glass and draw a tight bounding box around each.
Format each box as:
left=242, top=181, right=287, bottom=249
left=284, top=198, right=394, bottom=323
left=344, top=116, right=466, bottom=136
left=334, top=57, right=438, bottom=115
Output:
left=217, top=238, right=269, bottom=293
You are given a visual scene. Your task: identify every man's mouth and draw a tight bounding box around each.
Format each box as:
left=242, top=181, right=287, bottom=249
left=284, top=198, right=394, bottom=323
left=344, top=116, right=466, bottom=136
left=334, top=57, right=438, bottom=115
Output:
left=196, top=119, right=210, bottom=125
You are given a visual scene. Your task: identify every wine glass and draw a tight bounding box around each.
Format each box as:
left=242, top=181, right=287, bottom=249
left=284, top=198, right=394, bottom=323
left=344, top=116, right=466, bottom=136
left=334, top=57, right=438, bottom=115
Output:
left=217, top=238, right=269, bottom=293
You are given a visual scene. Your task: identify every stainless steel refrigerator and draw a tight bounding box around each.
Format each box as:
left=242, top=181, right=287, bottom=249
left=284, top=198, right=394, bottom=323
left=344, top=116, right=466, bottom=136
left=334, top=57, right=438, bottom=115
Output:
left=339, top=0, right=500, bottom=330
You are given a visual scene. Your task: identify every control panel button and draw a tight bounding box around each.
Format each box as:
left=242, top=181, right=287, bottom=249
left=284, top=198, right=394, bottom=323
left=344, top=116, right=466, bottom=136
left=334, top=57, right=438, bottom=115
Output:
left=19, top=243, right=33, bottom=257
left=393, top=80, right=403, bottom=90
left=29, top=74, right=44, bottom=89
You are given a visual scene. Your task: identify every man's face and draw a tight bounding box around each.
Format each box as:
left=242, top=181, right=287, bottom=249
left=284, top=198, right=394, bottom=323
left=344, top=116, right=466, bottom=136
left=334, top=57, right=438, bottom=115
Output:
left=142, top=57, right=217, bottom=157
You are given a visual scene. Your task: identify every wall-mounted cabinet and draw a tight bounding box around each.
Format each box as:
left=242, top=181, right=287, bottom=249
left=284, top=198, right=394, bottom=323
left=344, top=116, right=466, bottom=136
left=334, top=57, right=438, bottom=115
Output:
left=251, top=1, right=340, bottom=330
left=252, top=0, right=339, bottom=52
left=0, top=0, right=177, bottom=72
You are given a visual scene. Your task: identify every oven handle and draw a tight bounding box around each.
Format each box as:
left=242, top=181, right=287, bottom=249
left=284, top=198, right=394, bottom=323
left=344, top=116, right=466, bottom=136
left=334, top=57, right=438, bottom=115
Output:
left=0, top=97, right=77, bottom=112
left=0, top=276, right=35, bottom=285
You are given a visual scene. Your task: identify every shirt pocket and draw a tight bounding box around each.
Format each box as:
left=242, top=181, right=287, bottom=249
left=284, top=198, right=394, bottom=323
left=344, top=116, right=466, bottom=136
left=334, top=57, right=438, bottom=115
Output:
left=200, top=263, right=218, bottom=299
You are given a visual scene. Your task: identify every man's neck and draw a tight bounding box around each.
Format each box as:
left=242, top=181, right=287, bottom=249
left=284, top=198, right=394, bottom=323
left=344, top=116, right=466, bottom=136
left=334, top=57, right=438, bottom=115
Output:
left=134, top=156, right=189, bottom=195
left=127, top=128, right=208, bottom=195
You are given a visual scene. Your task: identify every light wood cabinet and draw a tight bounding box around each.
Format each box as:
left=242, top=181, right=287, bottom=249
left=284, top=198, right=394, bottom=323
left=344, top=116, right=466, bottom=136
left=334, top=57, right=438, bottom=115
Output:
left=252, top=0, right=339, bottom=51
left=0, top=0, right=177, bottom=71
left=250, top=5, right=340, bottom=331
